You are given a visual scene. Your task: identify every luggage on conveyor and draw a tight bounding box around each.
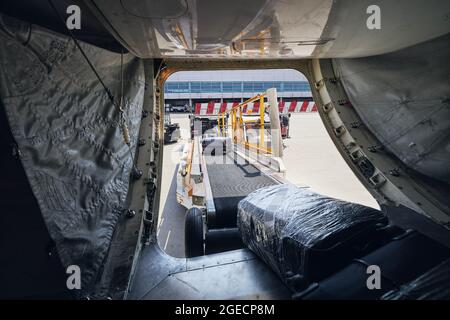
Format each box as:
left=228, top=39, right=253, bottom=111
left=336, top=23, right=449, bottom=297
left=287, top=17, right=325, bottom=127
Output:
left=381, top=258, right=450, bottom=300
left=297, top=231, right=450, bottom=299
left=237, top=184, right=389, bottom=292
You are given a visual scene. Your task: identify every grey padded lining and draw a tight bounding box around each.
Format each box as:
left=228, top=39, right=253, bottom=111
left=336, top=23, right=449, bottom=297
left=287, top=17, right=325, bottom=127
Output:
left=334, top=33, right=450, bottom=185
left=0, top=14, right=145, bottom=288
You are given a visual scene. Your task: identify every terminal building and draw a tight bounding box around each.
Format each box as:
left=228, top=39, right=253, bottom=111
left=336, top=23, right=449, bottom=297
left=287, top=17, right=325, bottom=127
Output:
left=164, top=69, right=314, bottom=113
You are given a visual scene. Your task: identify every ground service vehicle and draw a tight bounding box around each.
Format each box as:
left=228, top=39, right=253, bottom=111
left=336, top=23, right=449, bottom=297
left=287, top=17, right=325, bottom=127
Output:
left=164, top=107, right=181, bottom=144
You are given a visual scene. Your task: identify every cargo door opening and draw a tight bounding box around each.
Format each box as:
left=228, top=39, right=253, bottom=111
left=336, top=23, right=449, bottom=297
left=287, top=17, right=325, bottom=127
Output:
left=157, top=69, right=378, bottom=258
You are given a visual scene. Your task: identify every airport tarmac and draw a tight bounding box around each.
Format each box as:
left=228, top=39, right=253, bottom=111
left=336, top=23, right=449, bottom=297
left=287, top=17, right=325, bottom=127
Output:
left=157, top=113, right=379, bottom=258
left=283, top=113, right=379, bottom=209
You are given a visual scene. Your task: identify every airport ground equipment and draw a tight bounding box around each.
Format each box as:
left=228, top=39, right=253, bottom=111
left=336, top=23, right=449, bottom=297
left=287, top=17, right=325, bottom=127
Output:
left=178, top=89, right=287, bottom=256
left=163, top=107, right=181, bottom=144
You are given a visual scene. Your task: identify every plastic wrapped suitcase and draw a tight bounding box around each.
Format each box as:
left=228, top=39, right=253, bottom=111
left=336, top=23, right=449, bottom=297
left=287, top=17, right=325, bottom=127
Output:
left=237, top=184, right=388, bottom=292
left=382, top=258, right=450, bottom=300
left=297, top=231, right=450, bottom=300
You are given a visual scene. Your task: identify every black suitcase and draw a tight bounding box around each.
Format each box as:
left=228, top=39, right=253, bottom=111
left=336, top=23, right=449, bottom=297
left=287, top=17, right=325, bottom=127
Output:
left=297, top=231, right=450, bottom=299
left=237, top=184, right=389, bottom=292
left=382, top=258, right=450, bottom=300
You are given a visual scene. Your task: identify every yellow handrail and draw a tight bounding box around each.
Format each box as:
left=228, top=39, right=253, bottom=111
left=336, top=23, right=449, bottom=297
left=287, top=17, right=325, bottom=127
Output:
left=217, top=92, right=271, bottom=155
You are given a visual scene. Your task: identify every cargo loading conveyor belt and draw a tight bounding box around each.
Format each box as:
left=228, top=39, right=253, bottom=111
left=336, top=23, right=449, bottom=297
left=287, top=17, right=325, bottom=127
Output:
left=204, top=152, right=279, bottom=229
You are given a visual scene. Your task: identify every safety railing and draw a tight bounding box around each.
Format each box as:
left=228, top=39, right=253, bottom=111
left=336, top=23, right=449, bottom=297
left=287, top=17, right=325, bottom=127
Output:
left=217, top=93, right=272, bottom=155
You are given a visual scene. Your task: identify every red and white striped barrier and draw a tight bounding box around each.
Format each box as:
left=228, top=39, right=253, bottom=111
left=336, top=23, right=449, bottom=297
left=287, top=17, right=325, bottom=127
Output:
left=194, top=101, right=317, bottom=115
